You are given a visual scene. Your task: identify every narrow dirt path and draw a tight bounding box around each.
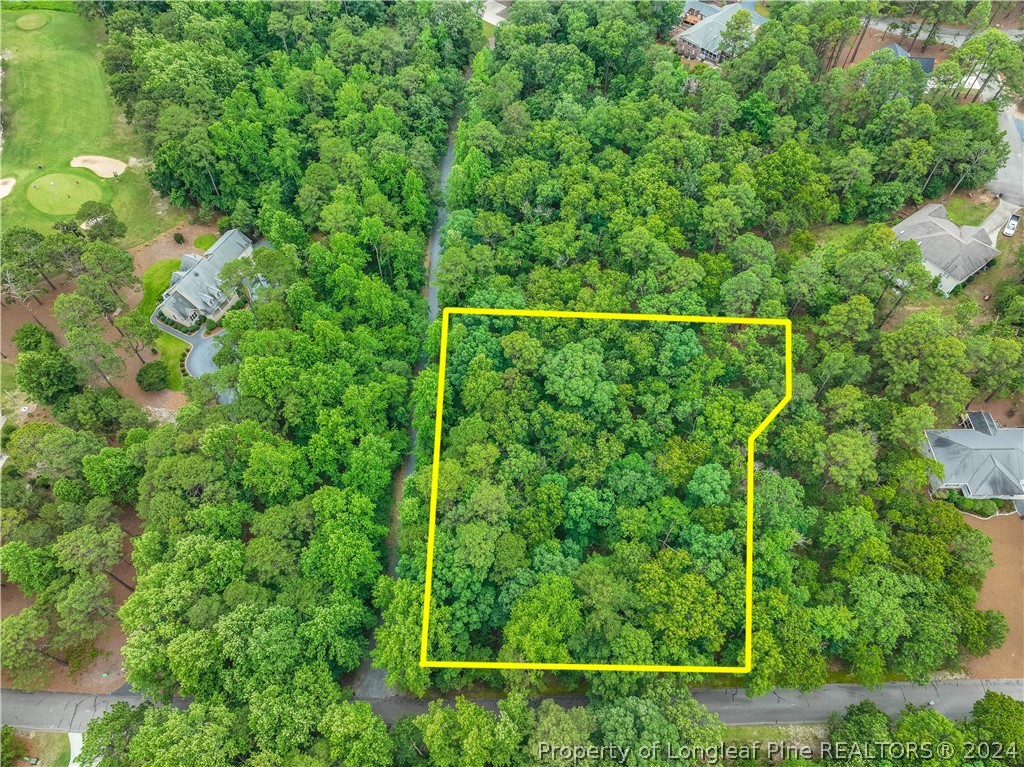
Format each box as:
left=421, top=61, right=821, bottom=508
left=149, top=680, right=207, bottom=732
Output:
left=349, top=116, right=459, bottom=700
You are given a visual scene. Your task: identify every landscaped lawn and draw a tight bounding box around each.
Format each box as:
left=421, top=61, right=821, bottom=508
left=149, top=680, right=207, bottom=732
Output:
left=0, top=8, right=182, bottom=245
left=946, top=197, right=996, bottom=227
left=135, top=259, right=188, bottom=390
left=194, top=232, right=218, bottom=251
left=153, top=333, right=188, bottom=391
left=962, top=233, right=1022, bottom=315
left=137, top=259, right=180, bottom=318
left=15, top=732, right=71, bottom=767
left=809, top=221, right=869, bottom=246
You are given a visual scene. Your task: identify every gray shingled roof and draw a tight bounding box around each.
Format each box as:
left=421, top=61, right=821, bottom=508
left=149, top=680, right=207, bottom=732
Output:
left=682, top=1, right=723, bottom=19
left=882, top=43, right=935, bottom=74
left=206, top=229, right=254, bottom=268
left=894, top=204, right=999, bottom=295
left=679, top=3, right=766, bottom=53
left=159, top=229, right=253, bottom=320
left=925, top=416, right=1024, bottom=500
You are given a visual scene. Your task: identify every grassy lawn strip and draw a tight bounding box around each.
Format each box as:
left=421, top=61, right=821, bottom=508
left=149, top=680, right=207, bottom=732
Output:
left=1, top=362, right=18, bottom=394
left=137, top=259, right=180, bottom=318
left=0, top=1, right=75, bottom=10
left=0, top=9, right=182, bottom=244
left=135, top=259, right=188, bottom=391
left=154, top=333, right=187, bottom=391
left=946, top=197, right=995, bottom=227
left=723, top=724, right=828, bottom=754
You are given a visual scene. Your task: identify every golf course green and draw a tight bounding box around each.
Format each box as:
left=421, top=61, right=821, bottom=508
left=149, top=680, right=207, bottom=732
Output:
left=26, top=173, right=102, bottom=215
left=0, top=8, right=182, bottom=244
left=15, top=11, right=47, bottom=29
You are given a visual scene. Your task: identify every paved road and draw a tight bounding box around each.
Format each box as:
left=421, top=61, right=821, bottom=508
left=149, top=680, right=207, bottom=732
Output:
left=4, top=680, right=1021, bottom=732
left=149, top=311, right=236, bottom=403
left=992, top=109, right=1024, bottom=207
left=866, top=17, right=1023, bottom=45
left=691, top=679, right=1024, bottom=726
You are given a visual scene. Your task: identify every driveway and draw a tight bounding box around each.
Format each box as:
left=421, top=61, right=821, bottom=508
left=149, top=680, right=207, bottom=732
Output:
left=4, top=679, right=1021, bottom=732
left=149, top=311, right=221, bottom=377
left=976, top=199, right=1022, bottom=246
left=991, top=109, right=1024, bottom=207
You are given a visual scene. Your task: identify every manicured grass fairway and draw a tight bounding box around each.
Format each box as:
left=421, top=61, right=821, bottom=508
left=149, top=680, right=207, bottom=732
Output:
left=136, top=259, right=188, bottom=391
left=0, top=8, right=182, bottom=244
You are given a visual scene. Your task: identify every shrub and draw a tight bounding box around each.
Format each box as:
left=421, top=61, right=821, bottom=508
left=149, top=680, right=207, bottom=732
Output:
left=2, top=725, right=26, bottom=767
left=156, top=312, right=202, bottom=334
left=136, top=361, right=169, bottom=391
left=12, top=323, right=56, bottom=352
left=15, top=348, right=81, bottom=406
left=173, top=232, right=185, bottom=244
left=950, top=493, right=999, bottom=518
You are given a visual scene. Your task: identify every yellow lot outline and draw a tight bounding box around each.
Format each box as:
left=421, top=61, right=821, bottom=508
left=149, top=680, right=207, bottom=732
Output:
left=420, top=307, right=793, bottom=674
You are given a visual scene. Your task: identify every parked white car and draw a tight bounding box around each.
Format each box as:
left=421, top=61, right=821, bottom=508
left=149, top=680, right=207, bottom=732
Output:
left=1004, top=214, right=1020, bottom=237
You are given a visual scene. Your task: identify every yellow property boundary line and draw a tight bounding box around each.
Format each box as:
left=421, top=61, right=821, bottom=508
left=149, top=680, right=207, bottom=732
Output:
left=420, top=308, right=793, bottom=674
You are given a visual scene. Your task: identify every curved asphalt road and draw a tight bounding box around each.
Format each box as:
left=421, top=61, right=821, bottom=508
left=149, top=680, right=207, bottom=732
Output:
left=866, top=17, right=1023, bottom=44
left=3, top=679, right=1021, bottom=732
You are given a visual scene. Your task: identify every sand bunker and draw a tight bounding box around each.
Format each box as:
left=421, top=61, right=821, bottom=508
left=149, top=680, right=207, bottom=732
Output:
left=71, top=155, right=128, bottom=178
left=0, top=177, right=15, bottom=199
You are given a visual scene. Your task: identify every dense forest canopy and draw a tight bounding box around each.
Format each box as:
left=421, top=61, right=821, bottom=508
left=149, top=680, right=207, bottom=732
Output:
left=422, top=313, right=785, bottom=676
left=377, top=0, right=1015, bottom=706
left=1, top=0, right=1023, bottom=764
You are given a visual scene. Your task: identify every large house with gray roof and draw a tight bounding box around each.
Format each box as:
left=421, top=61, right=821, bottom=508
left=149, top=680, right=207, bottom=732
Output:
left=925, top=412, right=1024, bottom=513
left=893, top=203, right=1000, bottom=296
left=677, top=1, right=767, bottom=64
left=156, top=229, right=252, bottom=326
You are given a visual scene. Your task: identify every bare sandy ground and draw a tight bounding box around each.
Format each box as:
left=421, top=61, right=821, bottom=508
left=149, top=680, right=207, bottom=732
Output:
left=129, top=222, right=214, bottom=272
left=1, top=222, right=217, bottom=411
left=975, top=396, right=1024, bottom=428
left=70, top=155, right=127, bottom=178
left=0, top=509, right=139, bottom=694
left=1, top=278, right=183, bottom=411
left=838, top=28, right=955, bottom=69
left=0, top=177, right=15, bottom=199
left=962, top=514, right=1024, bottom=679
